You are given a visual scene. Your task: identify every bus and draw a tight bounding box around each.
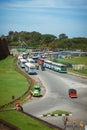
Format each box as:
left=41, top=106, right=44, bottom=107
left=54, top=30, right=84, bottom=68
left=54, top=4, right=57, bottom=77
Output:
left=22, top=52, right=29, bottom=59
left=18, top=58, right=27, bottom=68
left=25, top=63, right=37, bottom=74
left=18, top=54, right=23, bottom=60
left=44, top=60, right=67, bottom=73
left=44, top=60, right=52, bottom=69
left=27, top=58, right=35, bottom=64
left=38, top=58, right=44, bottom=66
left=32, top=55, right=39, bottom=63
left=51, top=62, right=67, bottom=73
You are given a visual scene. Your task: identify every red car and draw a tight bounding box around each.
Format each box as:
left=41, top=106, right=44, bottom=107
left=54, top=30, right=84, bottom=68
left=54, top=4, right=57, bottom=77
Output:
left=69, top=89, right=78, bottom=98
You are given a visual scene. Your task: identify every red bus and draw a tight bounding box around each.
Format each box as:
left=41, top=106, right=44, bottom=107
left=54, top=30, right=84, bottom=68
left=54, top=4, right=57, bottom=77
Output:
left=38, top=58, right=44, bottom=66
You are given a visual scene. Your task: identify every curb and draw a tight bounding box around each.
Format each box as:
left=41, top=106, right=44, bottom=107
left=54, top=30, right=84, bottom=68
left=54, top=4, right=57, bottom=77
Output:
left=42, top=113, right=72, bottom=117
left=22, top=111, right=63, bottom=130
left=68, top=72, right=87, bottom=79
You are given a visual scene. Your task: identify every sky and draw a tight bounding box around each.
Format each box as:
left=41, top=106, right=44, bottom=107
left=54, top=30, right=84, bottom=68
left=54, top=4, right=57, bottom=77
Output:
left=0, top=0, right=87, bottom=38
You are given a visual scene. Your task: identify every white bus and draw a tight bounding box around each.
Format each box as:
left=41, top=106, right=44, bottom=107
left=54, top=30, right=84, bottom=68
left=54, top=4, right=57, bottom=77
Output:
left=51, top=62, right=67, bottom=73
left=18, top=58, right=27, bottom=68
left=44, top=60, right=52, bottom=69
left=27, top=58, right=35, bottom=64
left=25, top=63, right=37, bottom=74
left=44, top=60, right=67, bottom=73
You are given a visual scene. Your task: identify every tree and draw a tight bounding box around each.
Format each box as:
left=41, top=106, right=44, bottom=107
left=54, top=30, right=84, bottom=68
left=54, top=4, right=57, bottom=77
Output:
left=49, top=41, right=58, bottom=51
left=41, top=34, right=57, bottom=46
left=58, top=33, right=68, bottom=40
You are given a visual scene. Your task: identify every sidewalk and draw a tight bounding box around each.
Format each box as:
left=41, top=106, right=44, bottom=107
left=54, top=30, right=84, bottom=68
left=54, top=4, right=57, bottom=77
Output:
left=68, top=71, right=87, bottom=79
left=39, top=115, right=86, bottom=130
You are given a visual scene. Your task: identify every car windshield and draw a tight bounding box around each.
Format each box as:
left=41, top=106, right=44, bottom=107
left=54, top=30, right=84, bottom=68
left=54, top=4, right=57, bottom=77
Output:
left=69, top=89, right=76, bottom=94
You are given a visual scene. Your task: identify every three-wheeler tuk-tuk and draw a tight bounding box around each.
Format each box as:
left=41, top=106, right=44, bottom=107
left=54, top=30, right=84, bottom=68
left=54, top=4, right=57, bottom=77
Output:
left=33, top=85, right=41, bottom=97
left=69, top=89, right=78, bottom=98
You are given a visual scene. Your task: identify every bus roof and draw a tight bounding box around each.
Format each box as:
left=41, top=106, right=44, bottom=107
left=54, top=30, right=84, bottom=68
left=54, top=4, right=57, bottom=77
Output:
left=27, top=58, right=35, bottom=63
left=25, top=62, right=35, bottom=68
left=52, top=62, right=66, bottom=67
left=44, top=60, right=52, bottom=63
left=38, top=58, right=44, bottom=61
left=19, top=58, right=27, bottom=62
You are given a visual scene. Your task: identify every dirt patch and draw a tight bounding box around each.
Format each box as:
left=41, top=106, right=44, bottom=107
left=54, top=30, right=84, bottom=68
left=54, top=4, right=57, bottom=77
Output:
left=0, top=123, right=11, bottom=130
left=0, top=120, right=20, bottom=130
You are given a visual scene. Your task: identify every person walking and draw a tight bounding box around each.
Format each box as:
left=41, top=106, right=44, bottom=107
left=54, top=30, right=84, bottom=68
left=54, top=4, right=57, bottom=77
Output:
left=29, top=91, right=33, bottom=99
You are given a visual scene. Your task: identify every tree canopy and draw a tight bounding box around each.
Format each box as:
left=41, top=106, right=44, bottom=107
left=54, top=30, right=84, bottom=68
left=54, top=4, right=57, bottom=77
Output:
left=1, top=31, right=87, bottom=51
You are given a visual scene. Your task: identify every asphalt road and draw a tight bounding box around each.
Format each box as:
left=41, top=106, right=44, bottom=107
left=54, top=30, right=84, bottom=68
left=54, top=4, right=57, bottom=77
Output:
left=23, top=68, right=87, bottom=129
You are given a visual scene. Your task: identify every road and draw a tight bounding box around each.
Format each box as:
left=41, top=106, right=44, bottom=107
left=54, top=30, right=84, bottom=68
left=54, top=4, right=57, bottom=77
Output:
left=23, top=68, right=87, bottom=129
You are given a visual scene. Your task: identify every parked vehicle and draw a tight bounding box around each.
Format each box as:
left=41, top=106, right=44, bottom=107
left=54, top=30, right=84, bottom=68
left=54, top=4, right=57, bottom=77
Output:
left=69, top=89, right=78, bottom=98
left=44, top=60, right=52, bottom=69
left=18, top=58, right=27, bottom=68
left=25, top=63, right=37, bottom=74
left=27, top=58, right=35, bottom=64
left=38, top=58, right=44, bottom=66
left=22, top=52, right=29, bottom=59
left=32, top=55, right=39, bottom=63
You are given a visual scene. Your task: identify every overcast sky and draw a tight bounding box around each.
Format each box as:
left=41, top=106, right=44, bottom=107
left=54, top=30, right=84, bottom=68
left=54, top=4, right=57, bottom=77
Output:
left=0, top=0, right=87, bottom=38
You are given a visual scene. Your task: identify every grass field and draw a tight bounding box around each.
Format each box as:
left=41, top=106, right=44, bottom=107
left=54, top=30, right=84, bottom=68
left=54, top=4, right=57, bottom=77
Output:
left=0, top=111, right=55, bottom=130
left=58, top=56, right=87, bottom=65
left=0, top=56, right=57, bottom=130
left=0, top=56, right=28, bottom=106
left=43, top=110, right=70, bottom=117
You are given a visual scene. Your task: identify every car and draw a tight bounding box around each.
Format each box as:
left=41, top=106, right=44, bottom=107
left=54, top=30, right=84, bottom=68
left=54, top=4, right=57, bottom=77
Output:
left=69, top=89, right=78, bottom=98
left=33, top=90, right=40, bottom=97
left=33, top=85, right=41, bottom=97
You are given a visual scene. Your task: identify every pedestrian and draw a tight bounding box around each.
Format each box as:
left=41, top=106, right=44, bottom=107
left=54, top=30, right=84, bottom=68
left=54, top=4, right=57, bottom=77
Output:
left=29, top=91, right=33, bottom=99
left=15, top=104, right=23, bottom=111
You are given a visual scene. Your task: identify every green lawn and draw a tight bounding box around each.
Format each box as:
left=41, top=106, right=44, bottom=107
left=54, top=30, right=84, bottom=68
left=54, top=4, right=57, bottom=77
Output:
left=0, top=56, right=28, bottom=106
left=58, top=56, right=87, bottom=65
left=43, top=110, right=70, bottom=117
left=0, top=111, right=54, bottom=130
